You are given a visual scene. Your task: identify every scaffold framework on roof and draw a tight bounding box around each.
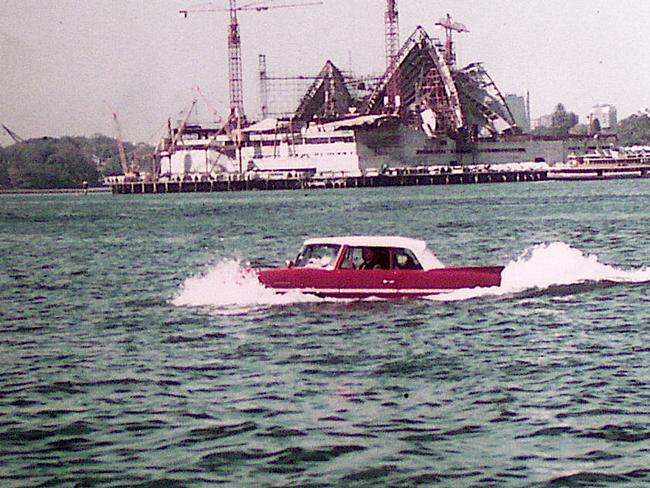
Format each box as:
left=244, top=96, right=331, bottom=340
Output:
left=259, top=24, right=518, bottom=141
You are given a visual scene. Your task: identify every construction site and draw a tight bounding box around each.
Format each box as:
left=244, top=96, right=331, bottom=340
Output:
left=106, top=0, right=617, bottom=193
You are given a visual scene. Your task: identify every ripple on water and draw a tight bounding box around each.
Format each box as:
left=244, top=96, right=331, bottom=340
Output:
left=2, top=186, right=650, bottom=486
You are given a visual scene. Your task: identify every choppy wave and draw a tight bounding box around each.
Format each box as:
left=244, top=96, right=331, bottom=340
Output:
left=171, top=243, right=650, bottom=311
left=5, top=187, right=650, bottom=487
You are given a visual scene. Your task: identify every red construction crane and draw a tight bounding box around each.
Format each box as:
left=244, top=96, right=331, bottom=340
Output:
left=385, top=0, right=399, bottom=69
left=435, top=13, right=468, bottom=68
left=384, top=0, right=400, bottom=113
left=180, top=0, right=322, bottom=128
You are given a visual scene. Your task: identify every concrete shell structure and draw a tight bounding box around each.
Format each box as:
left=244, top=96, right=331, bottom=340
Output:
left=155, top=26, right=615, bottom=179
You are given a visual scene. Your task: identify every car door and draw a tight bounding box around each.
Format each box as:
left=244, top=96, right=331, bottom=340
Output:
left=390, top=247, right=435, bottom=297
left=335, top=246, right=399, bottom=298
left=289, top=268, right=343, bottom=296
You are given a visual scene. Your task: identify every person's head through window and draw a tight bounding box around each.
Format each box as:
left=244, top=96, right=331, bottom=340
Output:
left=361, top=247, right=383, bottom=269
left=362, top=247, right=374, bottom=267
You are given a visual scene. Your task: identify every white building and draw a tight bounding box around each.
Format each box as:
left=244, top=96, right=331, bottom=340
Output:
left=589, top=104, right=617, bottom=130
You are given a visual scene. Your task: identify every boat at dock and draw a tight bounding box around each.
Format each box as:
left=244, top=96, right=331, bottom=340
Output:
left=549, top=146, right=650, bottom=180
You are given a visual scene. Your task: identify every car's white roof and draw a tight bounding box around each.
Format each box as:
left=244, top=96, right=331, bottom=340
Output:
left=302, top=235, right=444, bottom=269
left=304, top=235, right=426, bottom=250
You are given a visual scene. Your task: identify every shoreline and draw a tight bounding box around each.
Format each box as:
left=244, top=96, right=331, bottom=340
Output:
left=0, top=187, right=111, bottom=195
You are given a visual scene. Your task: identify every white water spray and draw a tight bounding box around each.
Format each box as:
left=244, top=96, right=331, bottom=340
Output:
left=430, top=242, right=650, bottom=301
left=170, top=259, right=324, bottom=313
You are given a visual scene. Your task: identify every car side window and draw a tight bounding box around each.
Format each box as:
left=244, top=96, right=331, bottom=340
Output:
left=392, top=248, right=423, bottom=270
left=359, top=247, right=390, bottom=270
left=339, top=247, right=364, bottom=269
left=340, top=247, right=390, bottom=270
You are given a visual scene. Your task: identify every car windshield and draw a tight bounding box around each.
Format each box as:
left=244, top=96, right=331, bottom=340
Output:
left=294, top=244, right=340, bottom=269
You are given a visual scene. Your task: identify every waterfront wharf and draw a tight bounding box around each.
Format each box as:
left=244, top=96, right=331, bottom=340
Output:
left=547, top=165, right=650, bottom=181
left=107, top=170, right=548, bottom=194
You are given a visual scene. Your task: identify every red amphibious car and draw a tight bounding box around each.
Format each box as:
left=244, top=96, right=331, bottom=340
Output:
left=256, top=236, right=503, bottom=299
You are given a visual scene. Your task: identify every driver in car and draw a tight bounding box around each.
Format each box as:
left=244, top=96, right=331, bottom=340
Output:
left=360, top=247, right=383, bottom=269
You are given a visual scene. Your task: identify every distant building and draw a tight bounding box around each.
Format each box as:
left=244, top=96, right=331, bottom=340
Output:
left=589, top=104, right=617, bottom=130
left=531, top=114, right=554, bottom=130
left=505, top=93, right=531, bottom=132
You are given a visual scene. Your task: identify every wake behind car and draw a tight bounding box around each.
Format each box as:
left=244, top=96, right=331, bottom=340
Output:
left=256, top=236, right=503, bottom=299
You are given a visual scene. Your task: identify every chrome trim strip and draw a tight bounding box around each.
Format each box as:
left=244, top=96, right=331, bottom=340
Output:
left=294, top=287, right=449, bottom=294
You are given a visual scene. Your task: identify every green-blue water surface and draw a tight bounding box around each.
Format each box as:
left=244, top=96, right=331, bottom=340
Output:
left=1, top=180, right=649, bottom=487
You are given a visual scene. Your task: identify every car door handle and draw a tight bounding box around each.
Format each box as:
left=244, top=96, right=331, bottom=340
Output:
left=382, top=279, right=395, bottom=284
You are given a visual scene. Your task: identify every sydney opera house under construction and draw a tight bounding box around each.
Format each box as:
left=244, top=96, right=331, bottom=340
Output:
left=153, top=2, right=614, bottom=180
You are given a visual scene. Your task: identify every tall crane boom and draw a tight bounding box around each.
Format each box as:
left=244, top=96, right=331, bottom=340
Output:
left=111, top=112, right=130, bottom=175
left=171, top=99, right=198, bottom=150
left=384, top=0, right=400, bottom=112
left=180, top=1, right=322, bottom=128
left=435, top=13, right=468, bottom=68
left=385, top=0, right=399, bottom=69
left=1, top=123, right=24, bottom=143
left=228, top=0, right=243, bottom=123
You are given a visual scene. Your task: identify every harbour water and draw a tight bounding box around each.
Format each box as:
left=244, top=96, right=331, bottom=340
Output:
left=1, top=180, right=649, bottom=486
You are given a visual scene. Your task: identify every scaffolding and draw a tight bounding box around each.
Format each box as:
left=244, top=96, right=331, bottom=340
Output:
left=256, top=22, right=516, bottom=140
left=259, top=74, right=315, bottom=119
left=257, top=56, right=380, bottom=120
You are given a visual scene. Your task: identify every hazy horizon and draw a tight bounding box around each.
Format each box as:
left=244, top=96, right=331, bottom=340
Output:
left=2, top=0, right=649, bottom=145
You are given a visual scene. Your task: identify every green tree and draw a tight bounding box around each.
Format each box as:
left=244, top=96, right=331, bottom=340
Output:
left=569, top=123, right=589, bottom=136
left=0, top=135, right=154, bottom=189
left=0, top=148, right=10, bottom=188
left=617, top=112, right=650, bottom=146
left=589, top=117, right=601, bottom=135
left=1, top=137, right=98, bottom=189
left=550, top=103, right=579, bottom=136
left=532, top=103, right=579, bottom=137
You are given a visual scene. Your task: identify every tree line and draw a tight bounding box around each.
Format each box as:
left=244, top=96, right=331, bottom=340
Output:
left=0, top=135, right=153, bottom=190
left=617, top=112, right=650, bottom=146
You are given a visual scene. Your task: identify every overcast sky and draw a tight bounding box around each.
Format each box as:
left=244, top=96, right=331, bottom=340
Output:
left=2, top=0, right=649, bottom=145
